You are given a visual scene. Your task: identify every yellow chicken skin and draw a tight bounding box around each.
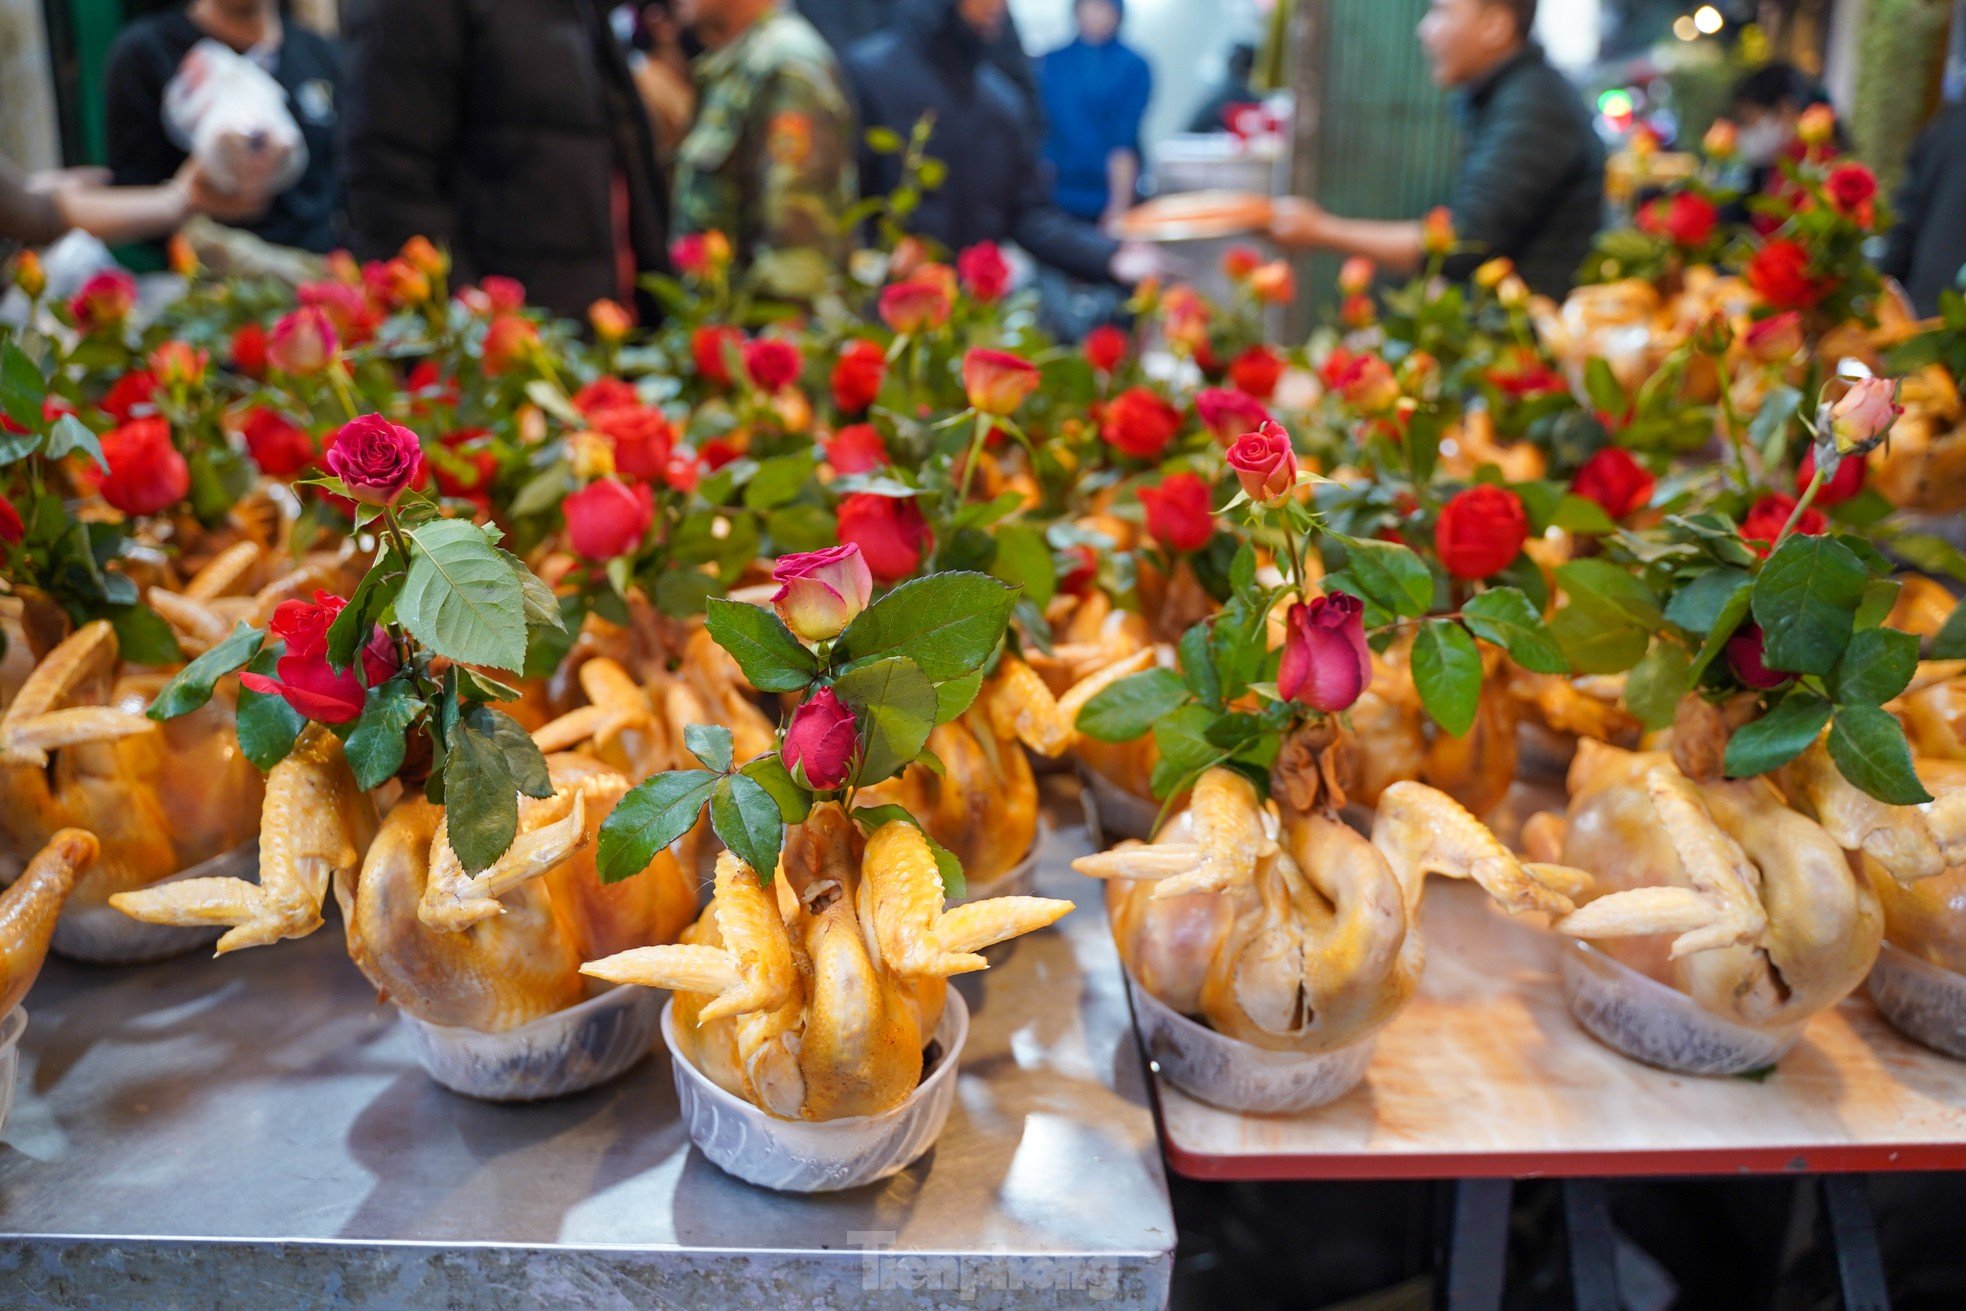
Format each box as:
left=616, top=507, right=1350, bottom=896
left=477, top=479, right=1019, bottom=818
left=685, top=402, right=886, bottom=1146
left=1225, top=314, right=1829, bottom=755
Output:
left=1539, top=742, right=1883, bottom=1033
left=1077, top=768, right=1586, bottom=1054
left=1350, top=639, right=1521, bottom=818
left=144, top=541, right=360, bottom=657
left=0, top=622, right=262, bottom=920
left=584, top=805, right=1073, bottom=1120
left=0, top=829, right=98, bottom=1015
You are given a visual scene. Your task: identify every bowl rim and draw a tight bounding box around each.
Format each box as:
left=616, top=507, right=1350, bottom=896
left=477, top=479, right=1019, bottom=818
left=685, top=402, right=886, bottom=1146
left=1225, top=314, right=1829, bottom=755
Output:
left=0, top=1005, right=24, bottom=1053
left=402, top=978, right=645, bottom=1042
left=1559, top=933, right=1806, bottom=1042
left=1124, top=959, right=1376, bottom=1063
left=660, top=986, right=970, bottom=1128
left=1874, top=937, right=1966, bottom=983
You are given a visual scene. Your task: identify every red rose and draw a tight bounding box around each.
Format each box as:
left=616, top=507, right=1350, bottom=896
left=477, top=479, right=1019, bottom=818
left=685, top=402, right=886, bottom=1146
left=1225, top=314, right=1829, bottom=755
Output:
left=96, top=417, right=188, bottom=517
left=1636, top=191, right=1718, bottom=247
left=1277, top=593, right=1372, bottom=713
left=1435, top=485, right=1528, bottom=580
left=1747, top=240, right=1830, bottom=311
left=1059, top=543, right=1099, bottom=596
left=591, top=297, right=635, bottom=343
left=240, top=590, right=399, bottom=724
left=433, top=429, right=499, bottom=503
left=664, top=454, right=701, bottom=494
left=406, top=359, right=462, bottom=416
left=1796, top=445, right=1866, bottom=507
left=1138, top=472, right=1214, bottom=553
left=564, top=478, right=654, bottom=560
left=825, top=423, right=888, bottom=474
left=1725, top=623, right=1790, bottom=690
left=1102, top=387, right=1183, bottom=461
left=1225, top=421, right=1298, bottom=505
left=0, top=492, right=22, bottom=545
left=574, top=376, right=640, bottom=414
left=1228, top=345, right=1284, bottom=400
left=1741, top=493, right=1824, bottom=556
left=743, top=337, right=803, bottom=393
left=1322, top=348, right=1400, bottom=413
left=699, top=438, right=741, bottom=471
left=99, top=370, right=159, bottom=424
left=837, top=492, right=931, bottom=582
left=962, top=348, right=1041, bottom=416
left=231, top=322, right=269, bottom=379
left=298, top=281, right=380, bottom=346
left=481, top=313, right=539, bottom=377
left=1744, top=312, right=1804, bottom=363
left=1196, top=388, right=1273, bottom=446
left=878, top=279, right=952, bottom=334
left=240, top=408, right=315, bottom=478
left=1570, top=447, right=1655, bottom=520
left=268, top=306, right=338, bottom=375
left=781, top=687, right=859, bottom=791
left=692, top=325, right=743, bottom=387
left=1222, top=245, right=1262, bottom=280
left=957, top=242, right=1012, bottom=302
left=830, top=339, right=887, bottom=414
left=480, top=276, right=527, bottom=314
left=68, top=270, right=136, bottom=333
left=1487, top=349, right=1565, bottom=399
left=1249, top=261, right=1296, bottom=306
left=149, top=341, right=207, bottom=390
left=325, top=414, right=424, bottom=506
left=1084, top=324, right=1129, bottom=374
left=1825, top=162, right=1877, bottom=219
left=590, top=404, right=674, bottom=481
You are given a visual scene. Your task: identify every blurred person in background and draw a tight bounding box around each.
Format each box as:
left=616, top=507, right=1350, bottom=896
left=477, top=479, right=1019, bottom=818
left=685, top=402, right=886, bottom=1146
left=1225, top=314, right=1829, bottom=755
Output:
left=1038, top=0, right=1151, bottom=230
left=1729, top=62, right=1840, bottom=179
left=1, top=153, right=260, bottom=248
left=1269, top=0, right=1603, bottom=296
left=845, top=0, right=1159, bottom=295
left=341, top=0, right=671, bottom=323
left=666, top=0, right=855, bottom=301
left=1186, top=41, right=1259, bottom=135
left=796, top=0, right=1043, bottom=141
left=104, top=0, right=342, bottom=254
left=1882, top=101, right=1966, bottom=317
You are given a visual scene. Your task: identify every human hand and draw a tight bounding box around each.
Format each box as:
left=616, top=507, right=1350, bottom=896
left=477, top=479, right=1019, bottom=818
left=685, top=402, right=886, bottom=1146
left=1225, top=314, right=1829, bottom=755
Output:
left=1108, top=241, right=1168, bottom=286
left=177, top=158, right=270, bottom=224
left=1268, top=196, right=1330, bottom=249
left=27, top=166, right=112, bottom=196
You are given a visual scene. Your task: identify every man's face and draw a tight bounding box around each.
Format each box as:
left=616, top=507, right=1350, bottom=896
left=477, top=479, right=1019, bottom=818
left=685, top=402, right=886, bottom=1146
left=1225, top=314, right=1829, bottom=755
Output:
left=1417, top=0, right=1514, bottom=89
left=1076, top=0, right=1120, bottom=44
left=959, top=0, right=1008, bottom=41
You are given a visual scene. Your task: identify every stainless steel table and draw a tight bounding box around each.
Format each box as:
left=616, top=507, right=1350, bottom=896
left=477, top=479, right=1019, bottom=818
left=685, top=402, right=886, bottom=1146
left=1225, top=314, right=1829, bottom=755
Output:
left=0, top=785, right=1175, bottom=1310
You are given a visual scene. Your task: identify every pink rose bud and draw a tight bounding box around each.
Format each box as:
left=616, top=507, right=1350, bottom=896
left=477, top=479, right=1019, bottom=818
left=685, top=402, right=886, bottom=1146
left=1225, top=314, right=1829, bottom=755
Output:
left=1277, top=593, right=1372, bottom=713
left=877, top=279, right=952, bottom=334
left=268, top=306, right=339, bottom=375
left=324, top=413, right=425, bottom=506
left=961, top=348, right=1042, bottom=417
left=1826, top=376, right=1901, bottom=455
left=1225, top=420, right=1299, bottom=505
left=1337, top=256, right=1375, bottom=298
left=1196, top=387, right=1274, bottom=446
left=782, top=686, right=859, bottom=791
left=772, top=543, right=874, bottom=642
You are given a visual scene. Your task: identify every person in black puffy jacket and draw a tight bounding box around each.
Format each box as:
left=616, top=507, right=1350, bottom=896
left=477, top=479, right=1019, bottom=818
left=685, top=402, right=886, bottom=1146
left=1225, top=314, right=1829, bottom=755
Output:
left=843, top=0, right=1154, bottom=287
left=340, top=0, right=671, bottom=322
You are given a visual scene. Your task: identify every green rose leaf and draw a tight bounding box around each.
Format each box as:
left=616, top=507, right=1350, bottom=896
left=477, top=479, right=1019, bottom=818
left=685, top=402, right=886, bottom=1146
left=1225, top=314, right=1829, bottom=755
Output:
left=399, top=518, right=528, bottom=672
left=1076, top=667, right=1190, bottom=743
left=743, top=451, right=820, bottom=511
left=443, top=708, right=522, bottom=874
left=597, top=769, right=720, bottom=884
left=934, top=668, right=985, bottom=724
left=147, top=623, right=263, bottom=721
left=704, top=596, right=819, bottom=693
left=1625, top=640, right=1693, bottom=731
left=1412, top=618, right=1483, bottom=737
left=835, top=572, right=1018, bottom=681
left=1462, top=587, right=1567, bottom=674
left=342, top=678, right=425, bottom=791
left=1722, top=693, right=1832, bottom=779
left=45, top=414, right=105, bottom=470
left=835, top=655, right=938, bottom=785
left=106, top=603, right=181, bottom=668
left=1335, top=534, right=1435, bottom=619
left=1550, top=606, right=1650, bottom=675
left=1931, top=600, right=1966, bottom=661
left=468, top=703, right=553, bottom=799
left=1663, top=568, right=1751, bottom=636
left=989, top=523, right=1056, bottom=610
left=500, top=548, right=565, bottom=631
left=326, top=567, right=403, bottom=673
left=741, top=754, right=813, bottom=825
left=1833, top=626, right=1919, bottom=707
left=709, top=772, right=785, bottom=885
left=1750, top=535, right=1867, bottom=677
left=685, top=722, right=735, bottom=773
left=1686, top=577, right=1757, bottom=684
left=1827, top=704, right=1934, bottom=805
left=1556, top=559, right=1665, bottom=630
left=234, top=645, right=306, bottom=771
left=0, top=341, right=45, bottom=432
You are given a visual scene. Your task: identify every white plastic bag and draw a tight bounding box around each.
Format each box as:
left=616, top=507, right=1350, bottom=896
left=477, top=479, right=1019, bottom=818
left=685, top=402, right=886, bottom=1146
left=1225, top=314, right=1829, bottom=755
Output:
left=162, top=39, right=307, bottom=199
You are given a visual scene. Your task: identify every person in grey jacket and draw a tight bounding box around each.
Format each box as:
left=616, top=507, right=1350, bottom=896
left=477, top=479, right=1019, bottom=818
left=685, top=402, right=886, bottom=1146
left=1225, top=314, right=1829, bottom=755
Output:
left=1269, top=0, right=1603, bottom=296
left=1881, top=103, right=1966, bottom=317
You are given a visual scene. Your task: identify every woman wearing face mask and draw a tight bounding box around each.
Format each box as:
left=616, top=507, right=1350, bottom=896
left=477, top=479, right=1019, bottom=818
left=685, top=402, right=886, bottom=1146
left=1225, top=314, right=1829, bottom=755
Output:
left=1727, top=63, right=1843, bottom=204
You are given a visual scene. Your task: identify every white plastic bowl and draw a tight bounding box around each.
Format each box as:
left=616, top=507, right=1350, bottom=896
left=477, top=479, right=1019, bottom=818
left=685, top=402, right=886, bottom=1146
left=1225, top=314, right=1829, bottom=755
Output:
left=1078, top=766, right=1161, bottom=845
left=0, top=1006, right=23, bottom=1138
left=1126, top=970, right=1374, bottom=1113
left=664, top=988, right=968, bottom=1192
left=403, top=983, right=661, bottom=1101
left=1867, top=940, right=1966, bottom=1060
left=56, top=839, right=258, bottom=964
left=1560, top=936, right=1801, bottom=1076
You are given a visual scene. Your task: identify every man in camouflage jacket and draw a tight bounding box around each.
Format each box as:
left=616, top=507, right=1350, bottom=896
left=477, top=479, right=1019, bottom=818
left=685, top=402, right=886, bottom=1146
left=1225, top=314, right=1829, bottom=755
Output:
left=674, top=0, right=856, bottom=301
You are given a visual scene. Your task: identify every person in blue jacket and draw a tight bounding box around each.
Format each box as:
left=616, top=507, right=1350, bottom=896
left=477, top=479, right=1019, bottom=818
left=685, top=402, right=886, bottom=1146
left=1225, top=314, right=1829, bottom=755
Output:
left=1038, top=0, right=1152, bottom=230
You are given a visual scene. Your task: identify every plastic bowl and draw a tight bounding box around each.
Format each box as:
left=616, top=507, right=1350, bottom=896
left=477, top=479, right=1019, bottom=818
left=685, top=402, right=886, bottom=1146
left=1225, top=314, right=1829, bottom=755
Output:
left=1126, top=969, right=1374, bottom=1114
left=1078, top=766, right=1161, bottom=846
left=952, top=821, right=1044, bottom=904
left=403, top=983, right=661, bottom=1101
left=56, top=840, right=258, bottom=964
left=1560, top=936, right=1802, bottom=1076
left=1867, top=940, right=1966, bottom=1060
left=664, top=988, right=968, bottom=1192
left=0, top=1007, right=23, bottom=1138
